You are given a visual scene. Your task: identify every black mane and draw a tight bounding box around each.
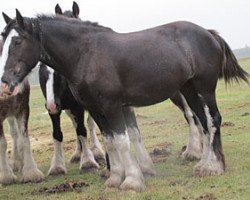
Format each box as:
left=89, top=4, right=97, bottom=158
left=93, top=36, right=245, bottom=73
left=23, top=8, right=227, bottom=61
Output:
left=36, top=14, right=113, bottom=31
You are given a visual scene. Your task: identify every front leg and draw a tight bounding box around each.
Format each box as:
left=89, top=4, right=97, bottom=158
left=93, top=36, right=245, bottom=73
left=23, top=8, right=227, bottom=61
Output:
left=87, top=114, right=105, bottom=162
left=0, top=123, right=17, bottom=185
left=16, top=108, right=44, bottom=183
left=65, top=109, right=99, bottom=171
left=7, top=117, right=23, bottom=172
left=48, top=113, right=67, bottom=175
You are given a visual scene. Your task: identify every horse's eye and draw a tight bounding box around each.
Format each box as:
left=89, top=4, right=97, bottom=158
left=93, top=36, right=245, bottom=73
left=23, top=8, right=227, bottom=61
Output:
left=14, top=38, right=22, bottom=45
left=1, top=32, right=6, bottom=37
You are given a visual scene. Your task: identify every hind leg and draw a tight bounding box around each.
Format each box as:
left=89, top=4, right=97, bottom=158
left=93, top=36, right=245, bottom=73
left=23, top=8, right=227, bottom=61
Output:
left=67, top=109, right=84, bottom=164
left=123, top=107, right=155, bottom=176
left=180, top=84, right=225, bottom=176
left=0, top=121, right=17, bottom=185
left=48, top=113, right=67, bottom=175
left=65, top=109, right=99, bottom=172
left=16, top=107, right=44, bottom=183
left=194, top=93, right=225, bottom=176
left=7, top=117, right=23, bottom=172
left=87, top=114, right=105, bottom=162
left=171, top=92, right=203, bottom=160
left=70, top=136, right=82, bottom=163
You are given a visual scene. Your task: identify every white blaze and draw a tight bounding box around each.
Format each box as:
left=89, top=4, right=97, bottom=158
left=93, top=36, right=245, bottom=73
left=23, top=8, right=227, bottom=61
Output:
left=0, top=29, right=19, bottom=81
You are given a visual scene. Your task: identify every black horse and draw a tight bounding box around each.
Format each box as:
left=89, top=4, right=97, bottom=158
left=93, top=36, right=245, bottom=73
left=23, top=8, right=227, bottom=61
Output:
left=0, top=10, right=248, bottom=191
left=54, top=2, right=205, bottom=163
left=39, top=2, right=157, bottom=176
left=38, top=2, right=105, bottom=175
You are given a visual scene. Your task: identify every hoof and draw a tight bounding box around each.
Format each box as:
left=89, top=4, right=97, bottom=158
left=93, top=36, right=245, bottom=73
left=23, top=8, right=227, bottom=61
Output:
left=181, top=149, right=201, bottom=161
left=70, top=153, right=81, bottom=164
left=100, top=169, right=110, bottom=179
left=193, top=160, right=225, bottom=177
left=0, top=172, right=17, bottom=185
left=92, top=147, right=105, bottom=163
left=120, top=176, right=145, bottom=192
left=105, top=173, right=123, bottom=188
left=79, top=160, right=99, bottom=172
left=140, top=164, right=156, bottom=177
left=21, top=168, right=44, bottom=183
left=48, top=165, right=67, bottom=176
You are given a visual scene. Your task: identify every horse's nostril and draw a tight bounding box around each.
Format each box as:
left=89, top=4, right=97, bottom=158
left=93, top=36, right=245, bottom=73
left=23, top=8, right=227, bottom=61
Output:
left=55, top=103, right=60, bottom=110
left=9, top=82, right=17, bottom=93
left=1, top=77, right=8, bottom=85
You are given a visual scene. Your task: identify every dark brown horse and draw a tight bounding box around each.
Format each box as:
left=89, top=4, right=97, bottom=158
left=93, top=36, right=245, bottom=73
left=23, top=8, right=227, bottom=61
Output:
left=0, top=10, right=248, bottom=191
left=0, top=76, right=44, bottom=184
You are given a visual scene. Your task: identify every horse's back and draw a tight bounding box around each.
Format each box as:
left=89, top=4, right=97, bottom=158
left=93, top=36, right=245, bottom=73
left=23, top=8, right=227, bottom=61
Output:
left=111, top=22, right=221, bottom=104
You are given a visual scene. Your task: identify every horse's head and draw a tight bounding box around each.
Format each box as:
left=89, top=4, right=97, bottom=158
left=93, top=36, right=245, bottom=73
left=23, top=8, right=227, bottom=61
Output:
left=38, top=2, right=80, bottom=114
left=0, top=10, right=40, bottom=97
left=55, top=1, right=80, bottom=19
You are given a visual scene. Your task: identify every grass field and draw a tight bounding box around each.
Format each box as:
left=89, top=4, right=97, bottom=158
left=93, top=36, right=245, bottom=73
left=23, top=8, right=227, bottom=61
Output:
left=0, top=58, right=249, bottom=200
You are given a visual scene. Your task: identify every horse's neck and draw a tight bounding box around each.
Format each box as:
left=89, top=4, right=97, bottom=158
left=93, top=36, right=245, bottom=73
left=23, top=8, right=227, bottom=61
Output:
left=39, top=20, right=83, bottom=82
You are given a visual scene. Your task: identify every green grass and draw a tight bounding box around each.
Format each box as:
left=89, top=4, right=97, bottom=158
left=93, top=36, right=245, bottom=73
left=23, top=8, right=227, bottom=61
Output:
left=0, top=58, right=250, bottom=200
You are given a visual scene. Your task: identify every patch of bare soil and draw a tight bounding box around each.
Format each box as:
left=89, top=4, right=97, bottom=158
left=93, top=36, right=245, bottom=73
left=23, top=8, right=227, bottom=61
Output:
left=195, top=193, right=216, bottom=200
left=136, top=114, right=148, bottom=119
left=32, top=181, right=89, bottom=195
left=221, top=121, right=235, bottom=127
left=142, top=119, right=168, bottom=125
left=75, top=197, right=110, bottom=200
left=228, top=102, right=250, bottom=110
left=150, top=143, right=172, bottom=163
left=242, top=112, right=250, bottom=116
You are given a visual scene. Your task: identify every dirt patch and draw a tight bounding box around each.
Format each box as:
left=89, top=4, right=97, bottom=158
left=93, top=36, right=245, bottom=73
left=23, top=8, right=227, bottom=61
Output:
left=75, top=197, right=110, bottom=200
left=142, top=119, right=168, bottom=125
left=136, top=114, right=148, bottom=119
left=150, top=144, right=172, bottom=163
left=195, top=193, right=216, bottom=200
left=32, top=181, right=89, bottom=195
left=228, top=102, right=250, bottom=110
left=221, top=121, right=235, bottom=127
left=242, top=112, right=250, bottom=116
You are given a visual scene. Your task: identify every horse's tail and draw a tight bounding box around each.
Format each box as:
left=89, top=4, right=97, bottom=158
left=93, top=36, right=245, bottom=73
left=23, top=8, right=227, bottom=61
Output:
left=208, top=29, right=249, bottom=85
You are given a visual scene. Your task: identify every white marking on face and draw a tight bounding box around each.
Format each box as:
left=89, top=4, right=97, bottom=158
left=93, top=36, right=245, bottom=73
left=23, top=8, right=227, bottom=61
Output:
left=46, top=66, right=55, bottom=104
left=0, top=29, right=19, bottom=81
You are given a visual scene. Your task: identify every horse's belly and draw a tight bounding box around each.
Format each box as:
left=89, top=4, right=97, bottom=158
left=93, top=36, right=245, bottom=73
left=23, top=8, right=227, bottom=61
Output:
left=123, top=84, right=180, bottom=107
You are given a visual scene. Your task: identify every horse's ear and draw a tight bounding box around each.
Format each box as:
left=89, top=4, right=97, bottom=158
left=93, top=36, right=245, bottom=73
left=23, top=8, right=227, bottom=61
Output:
left=72, top=1, right=80, bottom=18
left=16, top=9, right=25, bottom=30
left=55, top=4, right=63, bottom=15
left=2, top=12, right=12, bottom=24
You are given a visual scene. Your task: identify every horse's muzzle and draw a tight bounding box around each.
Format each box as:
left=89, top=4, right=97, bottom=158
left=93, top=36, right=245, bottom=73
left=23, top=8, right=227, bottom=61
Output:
left=46, top=101, right=61, bottom=114
left=0, top=81, right=18, bottom=97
